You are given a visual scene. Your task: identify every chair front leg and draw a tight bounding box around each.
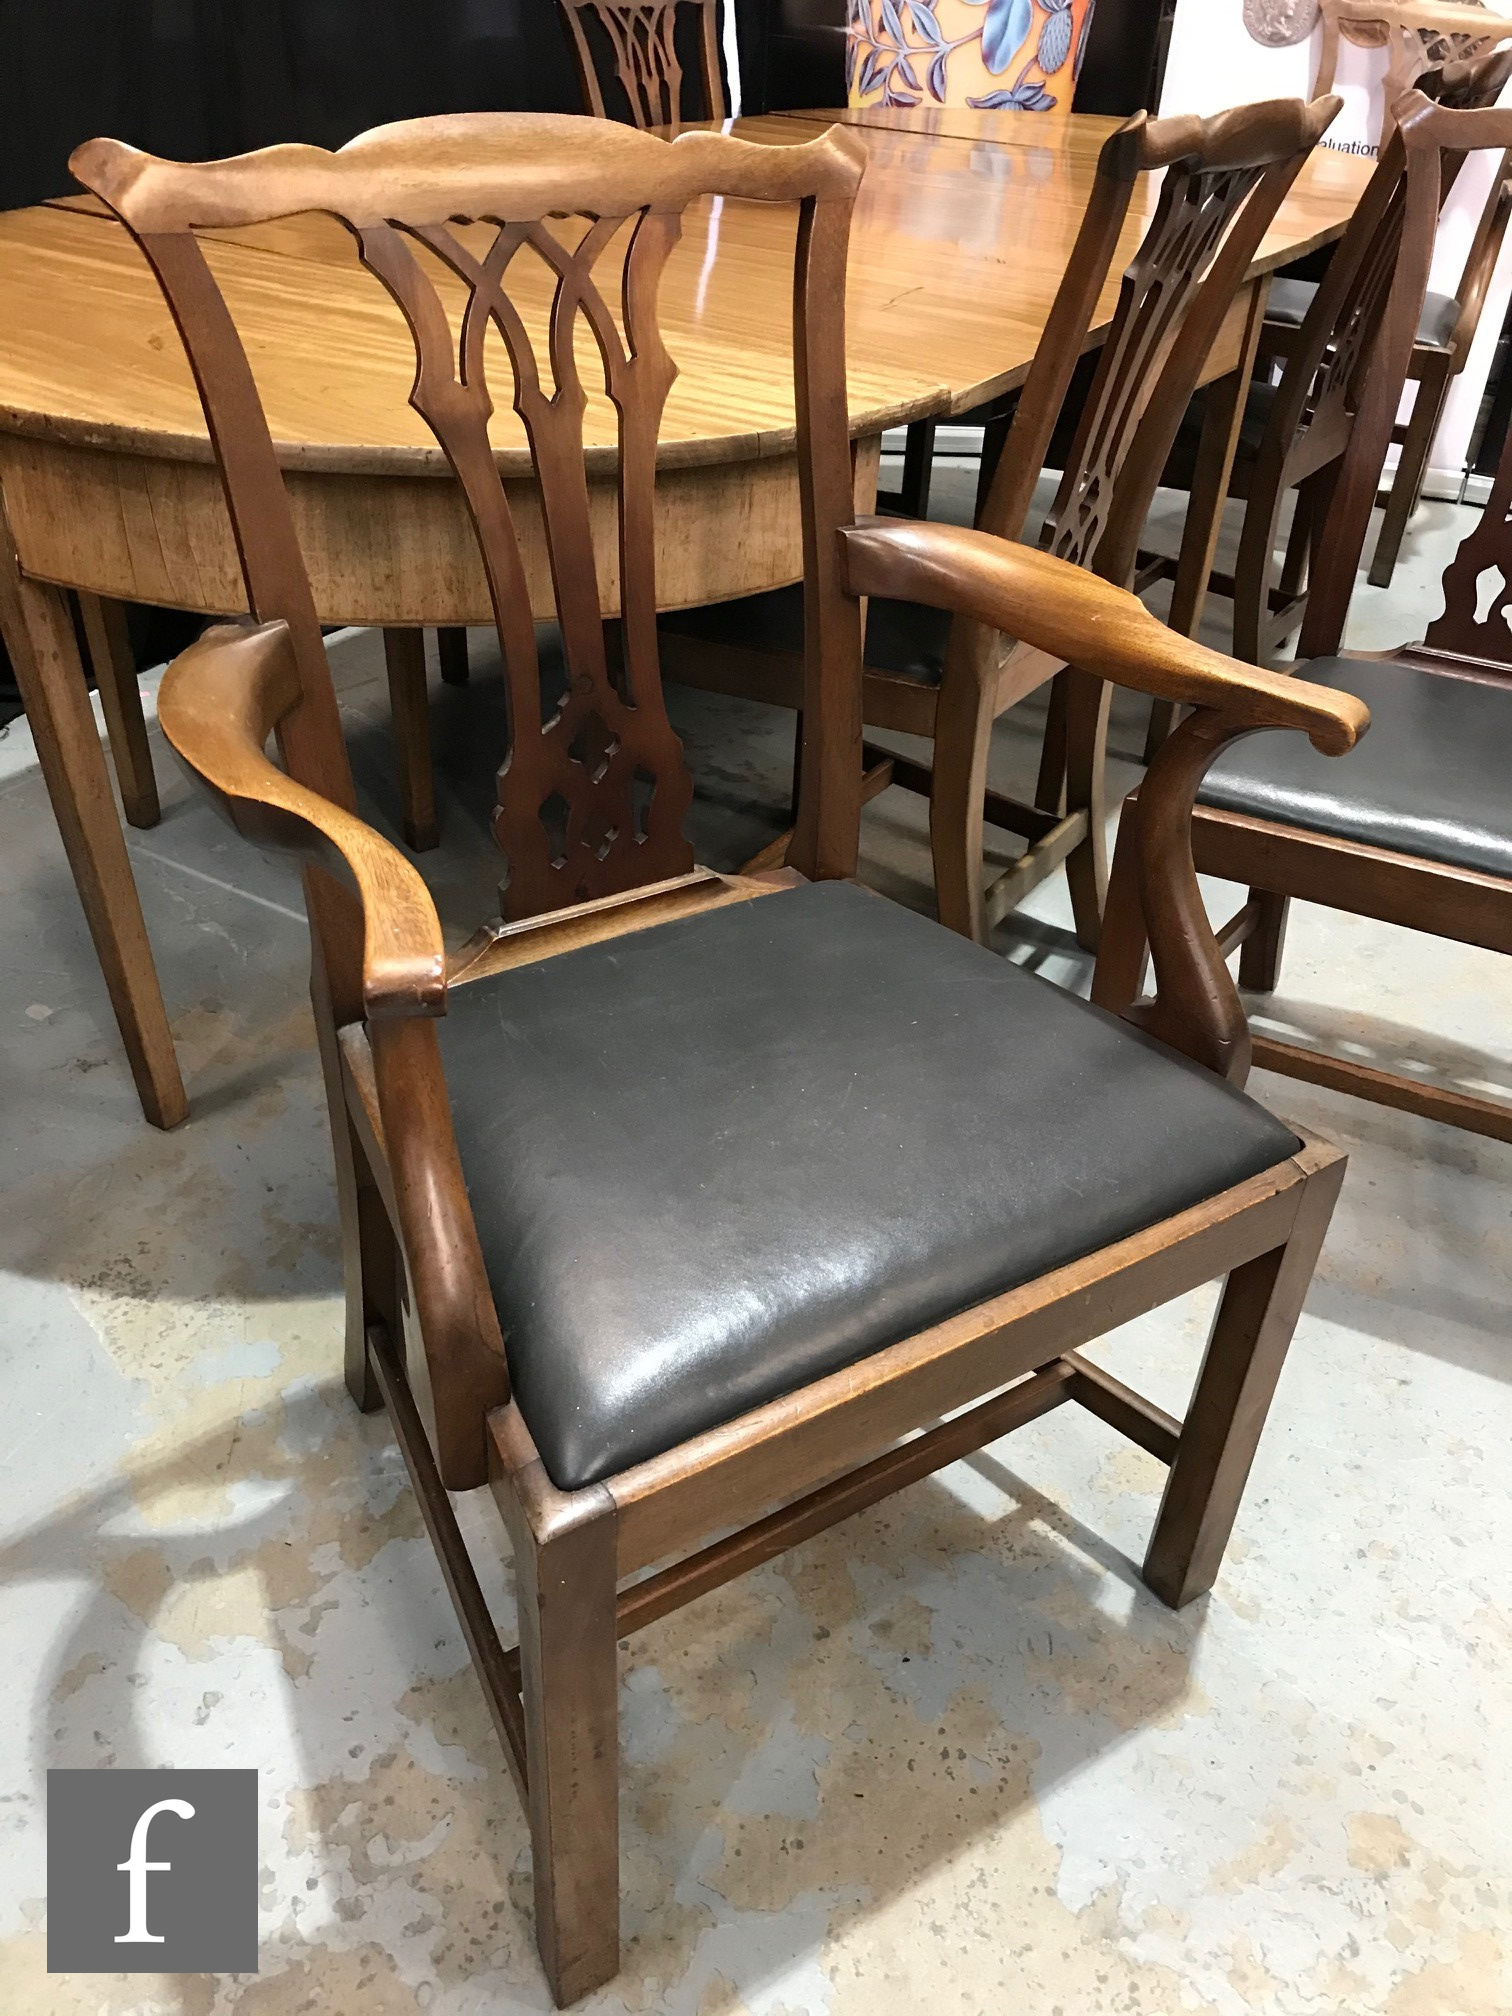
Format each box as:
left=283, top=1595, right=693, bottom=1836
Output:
left=929, top=649, right=998, bottom=943
left=517, top=1483, right=622, bottom=2007
left=1063, top=667, right=1112, bottom=952
left=1034, top=669, right=1069, bottom=813
left=1144, top=1143, right=1346, bottom=1609
left=1092, top=787, right=1152, bottom=1013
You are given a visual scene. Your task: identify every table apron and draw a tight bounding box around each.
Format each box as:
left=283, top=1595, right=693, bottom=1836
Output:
left=0, top=435, right=883, bottom=626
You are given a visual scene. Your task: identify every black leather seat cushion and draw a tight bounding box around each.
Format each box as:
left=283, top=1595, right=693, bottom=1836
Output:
left=437, top=881, right=1299, bottom=1490
left=662, top=585, right=952, bottom=686
left=1267, top=275, right=1460, bottom=348
left=1199, top=657, right=1512, bottom=878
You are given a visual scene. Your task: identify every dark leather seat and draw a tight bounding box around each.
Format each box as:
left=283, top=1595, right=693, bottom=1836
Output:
left=1266, top=275, right=1461, bottom=349
left=662, top=585, right=952, bottom=686
left=436, top=881, right=1298, bottom=1490
left=1199, top=656, right=1512, bottom=878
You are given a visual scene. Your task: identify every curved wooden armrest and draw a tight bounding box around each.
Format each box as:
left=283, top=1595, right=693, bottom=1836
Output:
left=157, top=620, right=445, bottom=1020
left=840, top=519, right=1369, bottom=755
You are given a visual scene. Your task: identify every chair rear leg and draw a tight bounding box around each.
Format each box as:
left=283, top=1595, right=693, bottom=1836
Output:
left=382, top=627, right=439, bottom=852
left=1237, top=889, right=1290, bottom=992
left=517, top=1487, right=621, bottom=2006
left=1276, top=482, right=1313, bottom=605
left=437, top=626, right=471, bottom=686
left=898, top=418, right=936, bottom=519
left=1367, top=368, right=1448, bottom=590
left=1144, top=1146, right=1346, bottom=1610
left=78, top=592, right=160, bottom=829
left=1232, top=483, right=1287, bottom=667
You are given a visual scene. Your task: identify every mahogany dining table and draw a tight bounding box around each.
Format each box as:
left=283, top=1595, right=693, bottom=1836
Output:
left=0, top=106, right=1372, bottom=1128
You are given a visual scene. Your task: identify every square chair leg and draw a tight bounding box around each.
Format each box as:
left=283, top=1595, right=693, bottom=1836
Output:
left=1143, top=1146, right=1345, bottom=1609
left=516, top=1485, right=621, bottom=2006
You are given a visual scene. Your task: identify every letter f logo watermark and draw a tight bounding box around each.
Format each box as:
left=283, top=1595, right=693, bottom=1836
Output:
left=48, top=1769, right=256, bottom=1972
left=115, top=1798, right=194, bottom=1944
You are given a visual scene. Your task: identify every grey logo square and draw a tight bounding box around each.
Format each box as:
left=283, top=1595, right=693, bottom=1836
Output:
left=47, top=1769, right=258, bottom=1974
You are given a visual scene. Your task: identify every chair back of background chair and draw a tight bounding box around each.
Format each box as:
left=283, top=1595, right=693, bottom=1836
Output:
left=1301, top=88, right=1512, bottom=653
left=1419, top=359, right=1512, bottom=666
left=979, top=96, right=1340, bottom=593
left=560, top=0, right=726, bottom=129
left=1315, top=0, right=1512, bottom=140
left=69, top=116, right=868, bottom=964
left=1257, top=48, right=1512, bottom=511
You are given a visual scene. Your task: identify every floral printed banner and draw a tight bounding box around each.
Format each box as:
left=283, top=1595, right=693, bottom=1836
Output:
left=846, top=0, right=1097, bottom=114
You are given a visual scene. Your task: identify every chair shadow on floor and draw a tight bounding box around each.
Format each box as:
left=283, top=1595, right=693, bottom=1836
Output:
left=2, top=1376, right=1209, bottom=2010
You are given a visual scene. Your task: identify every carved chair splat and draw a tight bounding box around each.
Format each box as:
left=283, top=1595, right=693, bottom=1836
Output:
left=1099, top=88, right=1512, bottom=1144
left=76, top=113, right=1363, bottom=2005
left=559, top=0, right=725, bottom=130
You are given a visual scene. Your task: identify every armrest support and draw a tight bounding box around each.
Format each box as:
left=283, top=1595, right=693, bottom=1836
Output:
left=839, top=517, right=1373, bottom=1082
left=157, top=620, right=445, bottom=1020
left=839, top=518, right=1368, bottom=755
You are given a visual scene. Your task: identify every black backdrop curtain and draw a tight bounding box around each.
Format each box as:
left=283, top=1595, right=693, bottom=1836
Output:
left=0, top=0, right=587, bottom=210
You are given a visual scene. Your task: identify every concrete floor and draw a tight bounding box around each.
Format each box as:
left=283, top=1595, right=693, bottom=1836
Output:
left=0, top=472, right=1508, bottom=2015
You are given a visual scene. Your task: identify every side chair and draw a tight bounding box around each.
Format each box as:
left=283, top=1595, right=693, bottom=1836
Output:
left=1100, top=88, right=1512, bottom=1144
left=73, top=112, right=1365, bottom=2005
left=660, top=96, right=1341, bottom=951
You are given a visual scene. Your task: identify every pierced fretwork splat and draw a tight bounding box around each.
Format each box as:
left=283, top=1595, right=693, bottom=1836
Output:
left=356, top=208, right=695, bottom=917
left=1042, top=164, right=1258, bottom=580
left=562, top=0, right=725, bottom=131
left=1423, top=402, right=1512, bottom=666
left=599, top=4, right=683, bottom=127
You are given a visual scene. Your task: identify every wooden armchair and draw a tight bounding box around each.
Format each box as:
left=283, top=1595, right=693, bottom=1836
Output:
left=559, top=0, right=725, bottom=128
left=1100, top=89, right=1512, bottom=1144
left=660, top=96, right=1341, bottom=952
left=73, top=113, right=1363, bottom=2005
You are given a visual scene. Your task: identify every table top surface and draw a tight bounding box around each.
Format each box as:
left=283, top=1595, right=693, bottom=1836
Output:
left=0, top=109, right=1372, bottom=477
